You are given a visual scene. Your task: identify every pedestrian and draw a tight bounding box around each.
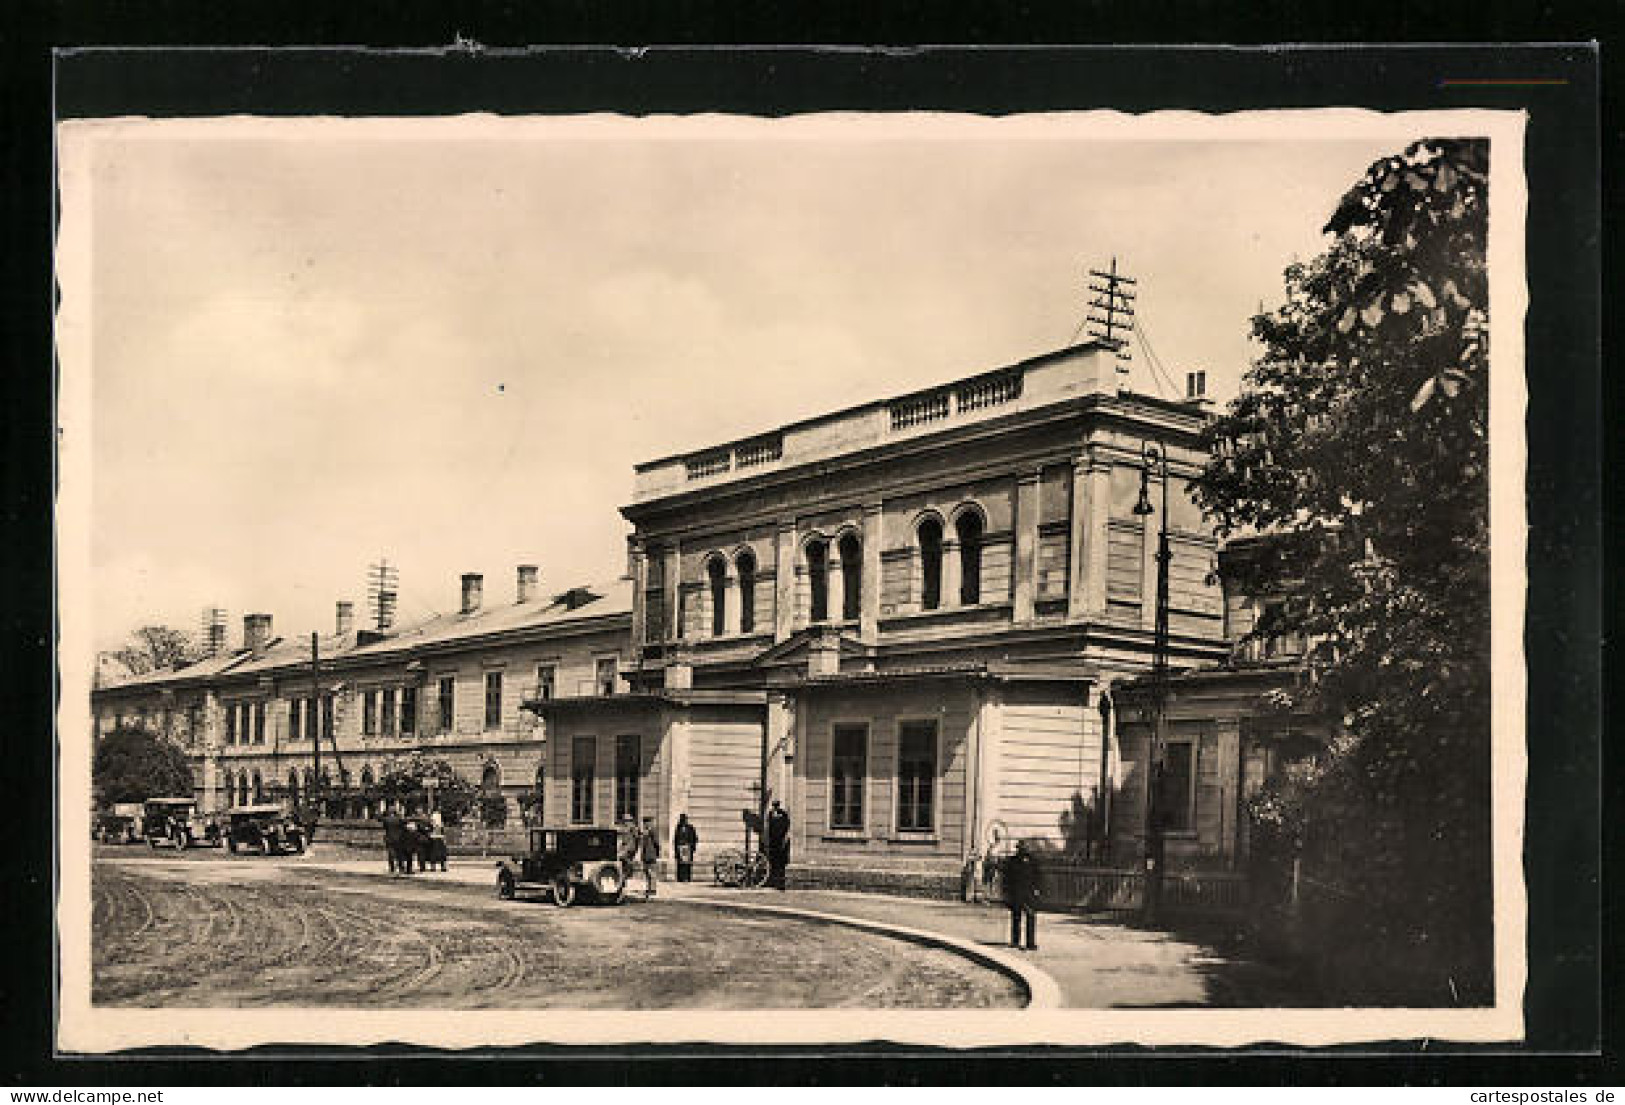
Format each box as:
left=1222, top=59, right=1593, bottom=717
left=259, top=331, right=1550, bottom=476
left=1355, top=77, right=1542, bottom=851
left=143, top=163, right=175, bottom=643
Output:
left=638, top=815, right=661, bottom=898
left=673, top=813, right=698, bottom=883
left=1002, top=839, right=1044, bottom=951
left=381, top=805, right=405, bottom=874
left=618, top=818, right=638, bottom=884
left=428, top=808, right=448, bottom=871
left=765, top=799, right=791, bottom=890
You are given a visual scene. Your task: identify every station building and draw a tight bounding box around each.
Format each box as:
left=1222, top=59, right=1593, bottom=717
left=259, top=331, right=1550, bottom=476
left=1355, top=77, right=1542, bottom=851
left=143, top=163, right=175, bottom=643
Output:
left=533, top=341, right=1242, bottom=889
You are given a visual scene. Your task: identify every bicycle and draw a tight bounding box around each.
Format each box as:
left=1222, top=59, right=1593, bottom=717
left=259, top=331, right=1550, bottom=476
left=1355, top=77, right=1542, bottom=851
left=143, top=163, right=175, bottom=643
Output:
left=711, top=848, right=770, bottom=888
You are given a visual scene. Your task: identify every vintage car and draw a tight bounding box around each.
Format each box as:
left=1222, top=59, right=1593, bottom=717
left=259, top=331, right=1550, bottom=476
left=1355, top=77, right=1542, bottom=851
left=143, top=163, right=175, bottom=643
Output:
left=495, top=826, right=626, bottom=907
left=142, top=797, right=220, bottom=849
left=225, top=804, right=307, bottom=855
left=94, top=802, right=144, bottom=844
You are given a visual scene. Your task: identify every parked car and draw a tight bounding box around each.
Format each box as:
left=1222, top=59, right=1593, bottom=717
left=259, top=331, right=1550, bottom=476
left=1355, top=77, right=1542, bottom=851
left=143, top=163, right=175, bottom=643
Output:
left=225, top=804, right=307, bottom=855
left=495, top=827, right=626, bottom=907
left=94, top=802, right=144, bottom=844
left=142, top=797, right=220, bottom=849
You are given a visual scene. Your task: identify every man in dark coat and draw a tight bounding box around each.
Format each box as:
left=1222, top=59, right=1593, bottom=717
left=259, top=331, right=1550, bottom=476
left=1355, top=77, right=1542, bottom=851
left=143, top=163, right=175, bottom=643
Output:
left=765, top=799, right=791, bottom=890
left=1002, top=839, right=1043, bottom=951
left=381, top=807, right=406, bottom=874
left=673, top=813, right=699, bottom=883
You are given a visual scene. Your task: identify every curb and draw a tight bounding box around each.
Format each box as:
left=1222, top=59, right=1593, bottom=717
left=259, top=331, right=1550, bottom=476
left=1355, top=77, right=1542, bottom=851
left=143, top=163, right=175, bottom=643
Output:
left=672, top=894, right=1062, bottom=1010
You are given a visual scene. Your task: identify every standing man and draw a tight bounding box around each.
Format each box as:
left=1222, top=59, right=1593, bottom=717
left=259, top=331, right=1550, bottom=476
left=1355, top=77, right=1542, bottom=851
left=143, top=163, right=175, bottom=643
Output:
left=765, top=799, right=791, bottom=890
left=381, top=804, right=405, bottom=875
left=1002, top=839, right=1043, bottom=951
left=637, top=815, right=661, bottom=898
left=673, top=813, right=699, bottom=883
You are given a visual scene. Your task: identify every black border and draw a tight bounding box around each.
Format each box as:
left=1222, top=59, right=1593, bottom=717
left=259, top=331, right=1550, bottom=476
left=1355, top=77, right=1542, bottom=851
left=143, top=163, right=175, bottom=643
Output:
left=3, top=22, right=1609, bottom=1087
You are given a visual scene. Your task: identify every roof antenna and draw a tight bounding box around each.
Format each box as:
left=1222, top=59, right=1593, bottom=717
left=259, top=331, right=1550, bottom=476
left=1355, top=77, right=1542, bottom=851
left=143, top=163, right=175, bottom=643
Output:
left=1085, top=257, right=1137, bottom=387
left=367, top=558, right=399, bottom=632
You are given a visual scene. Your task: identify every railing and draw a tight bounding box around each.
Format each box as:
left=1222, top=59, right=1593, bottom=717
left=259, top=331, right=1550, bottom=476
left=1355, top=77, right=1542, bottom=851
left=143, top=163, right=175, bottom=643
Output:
left=955, top=370, right=1022, bottom=413
left=889, top=390, right=952, bottom=430
left=979, top=859, right=1249, bottom=915
left=735, top=436, right=784, bottom=469
left=685, top=450, right=733, bottom=481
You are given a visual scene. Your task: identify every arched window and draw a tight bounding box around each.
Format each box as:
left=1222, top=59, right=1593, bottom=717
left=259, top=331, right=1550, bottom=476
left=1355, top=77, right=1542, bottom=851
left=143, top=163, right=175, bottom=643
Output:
left=956, top=510, right=984, bottom=605
left=251, top=770, right=264, bottom=803
left=918, top=518, right=943, bottom=611
left=707, top=556, right=728, bottom=637
left=237, top=772, right=249, bottom=807
left=222, top=770, right=235, bottom=807
left=287, top=769, right=300, bottom=805
left=360, top=765, right=374, bottom=790
left=736, top=549, right=757, bottom=635
left=806, top=540, right=829, bottom=622
left=302, top=767, right=314, bottom=797
left=481, top=762, right=501, bottom=792
left=838, top=533, right=862, bottom=621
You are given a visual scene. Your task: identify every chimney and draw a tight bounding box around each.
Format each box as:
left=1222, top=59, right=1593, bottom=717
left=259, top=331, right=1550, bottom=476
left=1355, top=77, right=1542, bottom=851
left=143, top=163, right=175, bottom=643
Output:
left=516, top=565, right=539, bottom=604
left=243, top=613, right=273, bottom=653
left=460, top=573, right=484, bottom=615
left=335, top=601, right=355, bottom=637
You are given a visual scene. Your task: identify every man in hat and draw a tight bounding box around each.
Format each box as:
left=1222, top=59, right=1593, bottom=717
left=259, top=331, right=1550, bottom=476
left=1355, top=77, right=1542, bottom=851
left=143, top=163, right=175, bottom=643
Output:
left=637, top=815, right=661, bottom=898
left=1002, top=839, right=1043, bottom=951
left=765, top=799, right=792, bottom=890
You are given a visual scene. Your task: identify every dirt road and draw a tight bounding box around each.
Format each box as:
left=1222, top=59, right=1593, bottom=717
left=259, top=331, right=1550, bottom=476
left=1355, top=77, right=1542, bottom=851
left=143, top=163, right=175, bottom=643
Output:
left=92, top=857, right=1024, bottom=1009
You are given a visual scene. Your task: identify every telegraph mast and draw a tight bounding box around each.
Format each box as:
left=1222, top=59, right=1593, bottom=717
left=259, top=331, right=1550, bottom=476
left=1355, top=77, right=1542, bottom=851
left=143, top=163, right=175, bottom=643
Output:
left=1086, top=258, right=1138, bottom=385
left=367, top=558, right=399, bottom=632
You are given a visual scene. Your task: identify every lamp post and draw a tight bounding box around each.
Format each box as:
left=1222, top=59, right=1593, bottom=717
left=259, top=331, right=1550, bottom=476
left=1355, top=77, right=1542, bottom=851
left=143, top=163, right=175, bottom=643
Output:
left=1133, top=440, right=1172, bottom=924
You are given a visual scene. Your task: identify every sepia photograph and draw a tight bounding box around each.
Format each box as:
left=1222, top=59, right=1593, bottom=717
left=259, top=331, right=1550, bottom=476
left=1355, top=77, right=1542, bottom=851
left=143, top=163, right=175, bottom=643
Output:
left=55, top=102, right=1530, bottom=1051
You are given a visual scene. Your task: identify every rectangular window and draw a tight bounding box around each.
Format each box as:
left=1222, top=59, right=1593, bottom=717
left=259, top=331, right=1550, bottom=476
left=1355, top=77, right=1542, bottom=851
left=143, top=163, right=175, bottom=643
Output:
left=484, top=671, right=503, bottom=729
left=438, top=677, right=454, bottom=732
left=225, top=706, right=237, bottom=745
left=571, top=736, right=596, bottom=824
left=253, top=701, right=266, bottom=744
left=381, top=688, right=396, bottom=736
left=363, top=690, right=378, bottom=736
left=614, top=734, right=640, bottom=823
left=306, top=697, right=319, bottom=742
left=830, top=724, right=867, bottom=830
left=288, top=699, right=301, bottom=740
left=536, top=663, right=556, bottom=700
left=595, top=657, right=618, bottom=697
left=400, top=685, right=417, bottom=735
left=1157, top=740, right=1197, bottom=833
left=896, top=720, right=938, bottom=832
left=322, top=694, right=334, bottom=739
left=239, top=704, right=251, bottom=744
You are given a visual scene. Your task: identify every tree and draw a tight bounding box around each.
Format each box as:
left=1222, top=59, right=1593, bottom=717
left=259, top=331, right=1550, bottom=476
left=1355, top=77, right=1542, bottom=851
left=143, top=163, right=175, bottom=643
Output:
left=109, top=625, right=200, bottom=677
left=371, top=753, right=477, bottom=824
left=93, top=726, right=195, bottom=806
left=1192, top=138, right=1492, bottom=1002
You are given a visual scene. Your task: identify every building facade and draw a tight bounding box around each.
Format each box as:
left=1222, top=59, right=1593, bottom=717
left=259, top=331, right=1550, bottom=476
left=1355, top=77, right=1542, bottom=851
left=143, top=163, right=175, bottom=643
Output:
left=93, top=344, right=1322, bottom=894
left=92, top=567, right=632, bottom=824
left=528, top=342, right=1235, bottom=887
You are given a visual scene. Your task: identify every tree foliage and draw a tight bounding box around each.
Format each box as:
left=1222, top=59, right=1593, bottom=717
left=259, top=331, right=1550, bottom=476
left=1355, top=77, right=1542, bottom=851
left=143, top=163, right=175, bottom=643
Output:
left=1193, top=138, right=1492, bottom=1002
left=93, top=726, right=195, bottom=805
left=371, top=753, right=476, bottom=824
left=109, top=625, right=200, bottom=677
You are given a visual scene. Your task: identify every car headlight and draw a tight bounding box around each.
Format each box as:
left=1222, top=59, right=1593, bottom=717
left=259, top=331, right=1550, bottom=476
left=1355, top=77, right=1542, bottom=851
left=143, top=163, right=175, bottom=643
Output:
left=596, top=868, right=621, bottom=894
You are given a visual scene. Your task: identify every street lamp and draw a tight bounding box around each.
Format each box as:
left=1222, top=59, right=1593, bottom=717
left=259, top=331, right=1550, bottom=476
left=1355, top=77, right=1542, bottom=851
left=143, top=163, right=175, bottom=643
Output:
left=1134, top=440, right=1172, bottom=924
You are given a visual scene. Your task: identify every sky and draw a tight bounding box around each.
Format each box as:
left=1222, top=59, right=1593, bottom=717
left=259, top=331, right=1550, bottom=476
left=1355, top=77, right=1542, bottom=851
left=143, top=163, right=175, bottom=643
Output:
left=68, top=114, right=1423, bottom=653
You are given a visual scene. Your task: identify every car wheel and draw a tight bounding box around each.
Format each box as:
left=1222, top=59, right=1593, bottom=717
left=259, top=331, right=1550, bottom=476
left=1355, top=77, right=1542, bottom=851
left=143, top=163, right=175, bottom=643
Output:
left=551, top=876, right=575, bottom=908
left=497, top=872, right=516, bottom=900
